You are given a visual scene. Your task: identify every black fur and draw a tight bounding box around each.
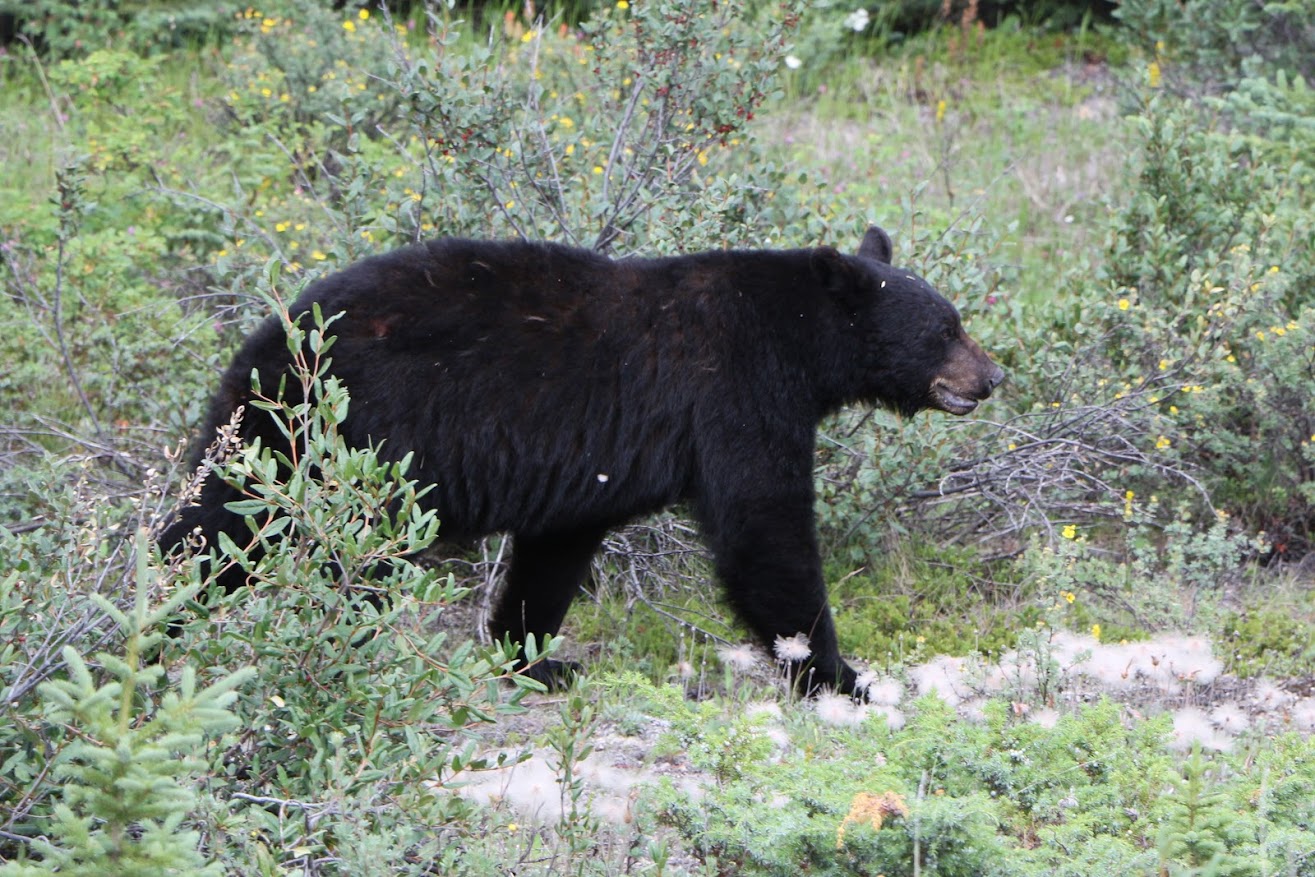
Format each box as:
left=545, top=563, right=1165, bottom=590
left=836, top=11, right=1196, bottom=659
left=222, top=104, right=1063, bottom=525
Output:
left=160, top=227, right=1004, bottom=697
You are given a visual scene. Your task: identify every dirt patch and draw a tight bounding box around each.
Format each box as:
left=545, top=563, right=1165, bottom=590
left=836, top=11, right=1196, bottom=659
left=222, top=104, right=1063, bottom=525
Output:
left=446, top=631, right=1315, bottom=825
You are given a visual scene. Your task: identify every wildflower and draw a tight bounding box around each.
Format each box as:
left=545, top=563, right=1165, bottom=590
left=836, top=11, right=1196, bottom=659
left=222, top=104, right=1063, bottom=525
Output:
left=558, top=116, right=575, bottom=129
left=1091, top=623, right=1101, bottom=642
left=1148, top=61, right=1161, bottom=88
left=1061, top=591, right=1076, bottom=604
left=774, top=633, right=811, bottom=663
left=1155, top=435, right=1171, bottom=450
left=1158, top=359, right=1168, bottom=370
left=935, top=99, right=946, bottom=123
left=617, top=0, right=629, bottom=8
left=845, top=8, right=870, bottom=32
left=697, top=150, right=709, bottom=166
left=1117, top=298, right=1130, bottom=310
left=312, top=250, right=327, bottom=261
left=358, top=8, right=369, bottom=19
left=592, top=165, right=603, bottom=175
left=1061, top=524, right=1077, bottom=539
left=342, top=19, right=356, bottom=32
left=784, top=54, right=802, bottom=70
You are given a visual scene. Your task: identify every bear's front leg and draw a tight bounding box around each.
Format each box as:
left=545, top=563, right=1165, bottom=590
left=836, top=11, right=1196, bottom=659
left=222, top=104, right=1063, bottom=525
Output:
left=489, top=527, right=608, bottom=690
left=697, top=488, right=861, bottom=698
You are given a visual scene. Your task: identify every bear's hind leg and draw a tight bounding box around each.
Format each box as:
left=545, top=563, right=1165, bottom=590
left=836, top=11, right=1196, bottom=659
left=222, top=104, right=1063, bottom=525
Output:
left=490, top=527, right=607, bottom=690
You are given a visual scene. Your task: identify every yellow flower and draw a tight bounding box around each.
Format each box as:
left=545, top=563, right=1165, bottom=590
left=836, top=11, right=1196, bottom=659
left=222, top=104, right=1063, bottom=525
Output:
left=592, top=165, right=604, bottom=175
left=935, top=99, right=947, bottom=123
left=1117, top=298, right=1130, bottom=311
left=1061, top=591, right=1076, bottom=604
left=697, top=150, right=709, bottom=166
left=558, top=116, right=575, bottom=129
left=1091, top=624, right=1102, bottom=642
left=312, top=250, right=328, bottom=261
left=1155, top=435, right=1171, bottom=450
left=1158, top=359, right=1168, bottom=370
left=342, top=19, right=356, bottom=32
left=358, top=8, right=369, bottom=19
left=617, top=0, right=630, bottom=7
left=1061, top=524, right=1077, bottom=539
left=1148, top=61, right=1161, bottom=88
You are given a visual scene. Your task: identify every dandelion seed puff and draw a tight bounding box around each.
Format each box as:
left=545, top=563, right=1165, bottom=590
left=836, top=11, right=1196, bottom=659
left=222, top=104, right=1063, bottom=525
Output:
left=1252, top=679, right=1295, bottom=710
left=745, top=701, right=782, bottom=721
left=1170, top=708, right=1232, bottom=752
left=959, top=698, right=989, bottom=723
left=765, top=727, right=791, bottom=752
left=814, top=693, right=865, bottom=727
left=1208, top=703, right=1250, bottom=734
left=718, top=643, right=758, bottom=673
left=1291, top=698, right=1315, bottom=732
left=1030, top=708, right=1060, bottom=729
left=910, top=655, right=969, bottom=706
left=854, top=669, right=878, bottom=692
left=774, top=633, right=812, bottom=663
left=869, top=705, right=905, bottom=731
left=676, top=660, right=694, bottom=680
left=865, top=678, right=904, bottom=708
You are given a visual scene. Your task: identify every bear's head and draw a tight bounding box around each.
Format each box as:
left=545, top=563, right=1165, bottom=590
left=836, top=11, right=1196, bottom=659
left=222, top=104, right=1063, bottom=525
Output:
left=822, top=225, right=1005, bottom=418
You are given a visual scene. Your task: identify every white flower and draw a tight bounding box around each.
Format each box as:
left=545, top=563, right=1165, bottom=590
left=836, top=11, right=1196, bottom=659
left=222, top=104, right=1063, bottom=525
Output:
left=773, top=633, right=812, bottom=663
left=784, top=54, right=802, bottom=70
left=845, top=8, right=870, bottom=32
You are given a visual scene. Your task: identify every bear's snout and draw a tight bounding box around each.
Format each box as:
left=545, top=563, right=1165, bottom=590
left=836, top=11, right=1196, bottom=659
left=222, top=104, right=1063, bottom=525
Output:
left=929, top=339, right=1005, bottom=415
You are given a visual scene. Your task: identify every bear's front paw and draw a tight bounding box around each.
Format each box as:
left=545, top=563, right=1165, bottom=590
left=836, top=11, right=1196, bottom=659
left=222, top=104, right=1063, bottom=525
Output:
left=518, top=657, right=584, bottom=691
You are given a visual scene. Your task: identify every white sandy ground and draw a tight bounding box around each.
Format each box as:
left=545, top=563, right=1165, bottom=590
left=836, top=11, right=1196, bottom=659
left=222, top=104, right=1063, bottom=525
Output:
left=445, top=631, right=1315, bottom=824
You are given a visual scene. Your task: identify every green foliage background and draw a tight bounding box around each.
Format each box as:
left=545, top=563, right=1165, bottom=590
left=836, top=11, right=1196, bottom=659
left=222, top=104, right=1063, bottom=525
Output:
left=0, top=0, right=1313, bottom=874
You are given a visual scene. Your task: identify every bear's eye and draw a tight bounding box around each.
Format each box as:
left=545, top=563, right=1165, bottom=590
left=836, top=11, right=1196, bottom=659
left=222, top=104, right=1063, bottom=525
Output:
left=941, top=325, right=957, bottom=342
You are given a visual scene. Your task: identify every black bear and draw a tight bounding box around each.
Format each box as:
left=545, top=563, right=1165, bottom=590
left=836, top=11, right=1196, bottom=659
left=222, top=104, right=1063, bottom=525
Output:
left=160, top=226, right=1004, bottom=697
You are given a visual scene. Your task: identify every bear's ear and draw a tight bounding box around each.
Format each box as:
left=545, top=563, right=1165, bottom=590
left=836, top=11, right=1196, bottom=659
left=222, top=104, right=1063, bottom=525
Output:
left=809, top=246, right=856, bottom=290
left=857, top=225, right=893, bottom=264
